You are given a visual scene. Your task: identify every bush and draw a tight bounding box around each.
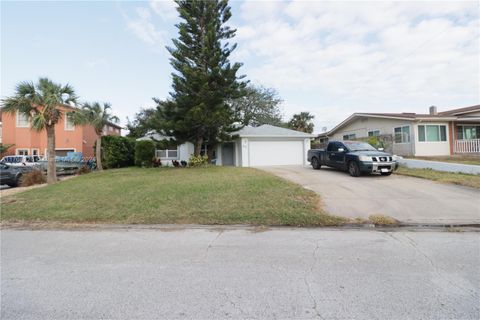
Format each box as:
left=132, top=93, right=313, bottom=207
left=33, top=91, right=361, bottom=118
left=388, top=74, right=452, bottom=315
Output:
left=188, top=155, right=209, bottom=167
left=97, top=136, right=135, bottom=169
left=77, top=166, right=91, bottom=175
left=135, top=140, right=155, bottom=167
left=20, top=170, right=46, bottom=187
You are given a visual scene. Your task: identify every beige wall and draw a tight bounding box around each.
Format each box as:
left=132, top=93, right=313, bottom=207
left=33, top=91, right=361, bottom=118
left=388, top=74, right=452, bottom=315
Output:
left=330, top=117, right=415, bottom=156
left=413, top=122, right=450, bottom=156
left=329, top=116, right=453, bottom=156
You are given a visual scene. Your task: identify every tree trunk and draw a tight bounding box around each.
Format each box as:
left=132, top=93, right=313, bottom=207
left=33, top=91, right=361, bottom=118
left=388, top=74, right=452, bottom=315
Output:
left=194, top=136, right=203, bottom=156
left=207, top=145, right=215, bottom=163
left=96, top=136, right=103, bottom=170
left=46, top=125, right=57, bottom=184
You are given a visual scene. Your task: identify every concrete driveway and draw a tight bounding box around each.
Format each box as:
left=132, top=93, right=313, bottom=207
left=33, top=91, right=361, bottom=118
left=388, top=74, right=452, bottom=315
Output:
left=259, top=166, right=480, bottom=224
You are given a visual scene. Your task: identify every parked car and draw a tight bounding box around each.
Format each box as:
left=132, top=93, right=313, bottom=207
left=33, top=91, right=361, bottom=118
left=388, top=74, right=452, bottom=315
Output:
left=0, top=155, right=41, bottom=167
left=307, top=141, right=398, bottom=177
left=0, top=162, right=33, bottom=187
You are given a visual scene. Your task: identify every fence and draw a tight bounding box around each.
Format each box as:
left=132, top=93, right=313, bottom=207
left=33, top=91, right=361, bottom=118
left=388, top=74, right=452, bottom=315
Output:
left=454, top=139, right=480, bottom=154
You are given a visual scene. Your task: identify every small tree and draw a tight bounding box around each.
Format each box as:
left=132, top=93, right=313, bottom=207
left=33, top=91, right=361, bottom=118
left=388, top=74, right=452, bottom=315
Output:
left=231, top=85, right=283, bottom=127
left=288, top=112, right=315, bottom=133
left=1, top=78, right=78, bottom=183
left=78, top=102, right=119, bottom=171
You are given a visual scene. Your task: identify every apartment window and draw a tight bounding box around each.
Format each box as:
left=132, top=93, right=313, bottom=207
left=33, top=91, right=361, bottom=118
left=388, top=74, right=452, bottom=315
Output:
left=394, top=126, right=410, bottom=143
left=418, top=125, right=447, bottom=142
left=457, top=125, right=480, bottom=140
left=342, top=134, right=356, bottom=140
left=368, top=130, right=380, bottom=137
left=16, top=149, right=29, bottom=155
left=65, top=113, right=75, bottom=131
left=16, top=111, right=29, bottom=127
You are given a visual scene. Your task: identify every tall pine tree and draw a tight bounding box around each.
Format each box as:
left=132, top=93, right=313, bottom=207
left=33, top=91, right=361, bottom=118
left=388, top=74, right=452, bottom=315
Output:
left=161, top=0, right=246, bottom=157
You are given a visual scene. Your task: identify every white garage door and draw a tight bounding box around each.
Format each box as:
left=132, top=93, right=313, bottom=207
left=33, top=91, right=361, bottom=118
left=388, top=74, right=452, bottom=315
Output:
left=249, top=140, right=304, bottom=166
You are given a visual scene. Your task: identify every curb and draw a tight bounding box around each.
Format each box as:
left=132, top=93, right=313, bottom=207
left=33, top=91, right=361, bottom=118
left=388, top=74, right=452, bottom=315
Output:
left=2, top=222, right=479, bottom=232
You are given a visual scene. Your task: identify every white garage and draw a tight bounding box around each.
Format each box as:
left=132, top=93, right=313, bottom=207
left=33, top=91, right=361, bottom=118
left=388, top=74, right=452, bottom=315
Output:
left=248, top=139, right=305, bottom=166
left=138, top=124, right=315, bottom=167
left=216, top=124, right=315, bottom=167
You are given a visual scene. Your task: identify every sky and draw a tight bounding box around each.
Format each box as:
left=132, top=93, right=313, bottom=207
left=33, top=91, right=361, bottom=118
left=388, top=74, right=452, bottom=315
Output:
left=1, top=0, right=479, bottom=134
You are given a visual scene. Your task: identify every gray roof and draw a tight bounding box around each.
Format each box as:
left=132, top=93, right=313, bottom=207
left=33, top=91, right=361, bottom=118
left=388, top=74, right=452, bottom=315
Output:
left=233, top=124, right=314, bottom=138
left=136, top=131, right=173, bottom=141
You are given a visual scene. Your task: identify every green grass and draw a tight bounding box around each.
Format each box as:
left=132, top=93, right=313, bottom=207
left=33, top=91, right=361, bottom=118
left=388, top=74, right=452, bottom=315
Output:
left=405, top=155, right=480, bottom=166
left=1, top=167, right=344, bottom=226
left=395, top=167, right=480, bottom=189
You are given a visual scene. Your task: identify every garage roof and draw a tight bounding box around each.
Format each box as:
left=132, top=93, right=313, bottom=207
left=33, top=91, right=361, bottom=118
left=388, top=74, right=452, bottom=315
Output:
left=234, top=124, right=315, bottom=138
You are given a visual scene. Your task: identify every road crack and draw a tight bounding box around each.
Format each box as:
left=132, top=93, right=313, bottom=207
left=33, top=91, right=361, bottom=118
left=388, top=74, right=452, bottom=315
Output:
left=303, top=240, right=325, bottom=319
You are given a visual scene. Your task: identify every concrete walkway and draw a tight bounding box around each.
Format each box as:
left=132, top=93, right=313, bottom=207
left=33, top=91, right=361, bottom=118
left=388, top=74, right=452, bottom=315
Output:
left=259, top=166, right=480, bottom=224
left=1, top=228, right=479, bottom=319
left=398, top=158, right=480, bottom=175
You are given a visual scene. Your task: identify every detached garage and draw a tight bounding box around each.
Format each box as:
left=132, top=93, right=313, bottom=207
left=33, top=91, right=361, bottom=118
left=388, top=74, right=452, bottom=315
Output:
left=217, top=125, right=314, bottom=167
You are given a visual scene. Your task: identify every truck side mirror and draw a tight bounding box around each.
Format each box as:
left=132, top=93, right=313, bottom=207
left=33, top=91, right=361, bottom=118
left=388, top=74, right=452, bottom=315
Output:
left=338, top=148, right=345, bottom=152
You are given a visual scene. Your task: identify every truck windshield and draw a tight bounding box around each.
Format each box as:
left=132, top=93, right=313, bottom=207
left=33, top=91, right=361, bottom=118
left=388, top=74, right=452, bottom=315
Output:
left=343, top=142, right=377, bottom=151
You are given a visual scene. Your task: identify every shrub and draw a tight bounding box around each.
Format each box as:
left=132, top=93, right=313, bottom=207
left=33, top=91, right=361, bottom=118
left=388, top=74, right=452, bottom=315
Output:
left=152, top=158, right=162, bottom=167
left=135, top=140, right=155, bottom=167
left=188, top=155, right=209, bottom=167
left=20, top=169, right=46, bottom=187
left=97, top=136, right=135, bottom=169
left=77, top=166, right=91, bottom=175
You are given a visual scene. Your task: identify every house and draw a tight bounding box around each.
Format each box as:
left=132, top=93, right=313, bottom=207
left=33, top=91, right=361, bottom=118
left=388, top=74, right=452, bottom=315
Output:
left=317, top=105, right=480, bottom=156
left=0, top=104, right=122, bottom=158
left=138, top=124, right=315, bottom=166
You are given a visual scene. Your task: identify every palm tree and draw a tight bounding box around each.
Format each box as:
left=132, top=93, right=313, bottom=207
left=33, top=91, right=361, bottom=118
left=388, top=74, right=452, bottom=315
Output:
left=1, top=78, right=78, bottom=183
left=79, top=102, right=119, bottom=170
left=288, top=112, right=315, bottom=133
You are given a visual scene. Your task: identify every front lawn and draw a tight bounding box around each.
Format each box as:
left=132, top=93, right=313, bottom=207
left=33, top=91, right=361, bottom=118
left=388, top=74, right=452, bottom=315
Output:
left=395, top=167, right=480, bottom=189
left=1, top=167, right=343, bottom=226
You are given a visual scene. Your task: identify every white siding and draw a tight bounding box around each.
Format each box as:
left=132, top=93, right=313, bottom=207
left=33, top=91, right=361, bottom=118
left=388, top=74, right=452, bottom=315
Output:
left=413, top=123, right=451, bottom=156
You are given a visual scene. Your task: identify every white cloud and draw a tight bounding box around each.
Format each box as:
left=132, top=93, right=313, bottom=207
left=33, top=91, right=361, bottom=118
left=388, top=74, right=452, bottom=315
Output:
left=233, top=0, right=480, bottom=131
left=125, top=7, right=166, bottom=47
left=149, top=0, right=178, bottom=21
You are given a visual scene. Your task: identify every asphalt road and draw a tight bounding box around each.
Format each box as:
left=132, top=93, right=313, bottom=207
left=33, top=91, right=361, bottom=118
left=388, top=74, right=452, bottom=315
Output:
left=260, top=166, right=480, bottom=224
left=1, top=227, right=479, bottom=319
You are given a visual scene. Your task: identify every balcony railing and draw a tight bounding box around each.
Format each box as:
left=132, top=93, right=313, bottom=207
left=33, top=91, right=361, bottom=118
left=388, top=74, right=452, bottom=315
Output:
left=454, top=139, right=480, bottom=154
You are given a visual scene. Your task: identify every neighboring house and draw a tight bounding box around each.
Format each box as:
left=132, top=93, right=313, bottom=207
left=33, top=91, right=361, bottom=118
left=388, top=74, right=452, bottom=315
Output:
left=137, top=124, right=314, bottom=166
left=317, top=105, right=480, bottom=156
left=0, top=104, right=122, bottom=158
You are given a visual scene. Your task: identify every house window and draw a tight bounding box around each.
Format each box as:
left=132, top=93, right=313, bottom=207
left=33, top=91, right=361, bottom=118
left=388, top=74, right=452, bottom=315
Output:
left=156, top=149, right=178, bottom=159
left=418, top=125, right=447, bottom=142
left=394, top=126, right=410, bottom=143
left=16, top=111, right=29, bottom=127
left=368, top=130, right=380, bottom=137
left=65, top=113, right=75, bottom=131
left=31, top=149, right=39, bottom=156
left=342, top=134, right=356, bottom=140
left=16, top=149, right=29, bottom=155
left=457, top=125, right=480, bottom=140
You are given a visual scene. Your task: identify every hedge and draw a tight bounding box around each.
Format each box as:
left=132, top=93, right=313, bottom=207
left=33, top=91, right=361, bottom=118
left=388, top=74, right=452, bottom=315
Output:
left=96, top=136, right=135, bottom=169
left=135, top=140, right=155, bottom=167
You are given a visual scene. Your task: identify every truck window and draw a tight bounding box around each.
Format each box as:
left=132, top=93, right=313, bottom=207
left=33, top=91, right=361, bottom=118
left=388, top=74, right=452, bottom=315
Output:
left=327, top=143, right=335, bottom=152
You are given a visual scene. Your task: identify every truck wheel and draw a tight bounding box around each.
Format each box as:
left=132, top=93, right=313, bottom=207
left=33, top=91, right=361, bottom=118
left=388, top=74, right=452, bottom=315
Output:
left=348, top=161, right=361, bottom=177
left=311, top=157, right=321, bottom=170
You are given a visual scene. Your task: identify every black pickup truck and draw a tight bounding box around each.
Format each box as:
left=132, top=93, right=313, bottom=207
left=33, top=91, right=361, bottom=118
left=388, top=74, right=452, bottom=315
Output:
left=307, top=141, right=398, bottom=177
